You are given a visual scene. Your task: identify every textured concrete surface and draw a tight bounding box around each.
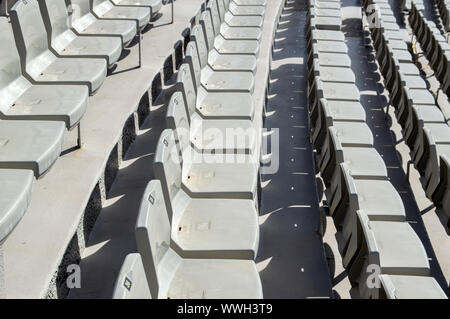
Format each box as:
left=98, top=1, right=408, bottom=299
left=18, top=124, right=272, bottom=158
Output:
left=257, top=0, right=333, bottom=299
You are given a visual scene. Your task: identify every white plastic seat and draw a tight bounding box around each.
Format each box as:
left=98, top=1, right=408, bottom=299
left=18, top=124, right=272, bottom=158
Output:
left=215, top=1, right=263, bottom=40
left=40, top=0, right=122, bottom=68
left=228, top=1, right=265, bottom=16
left=153, top=133, right=259, bottom=258
left=112, top=253, right=152, bottom=299
left=0, top=120, right=65, bottom=176
left=135, top=179, right=263, bottom=298
left=111, top=0, right=162, bottom=18
left=0, top=169, right=34, bottom=242
left=376, top=275, right=448, bottom=299
left=10, top=0, right=107, bottom=95
left=189, top=30, right=255, bottom=93
left=92, top=0, right=150, bottom=29
left=0, top=17, right=87, bottom=129
left=166, top=92, right=258, bottom=195
left=69, top=0, right=137, bottom=47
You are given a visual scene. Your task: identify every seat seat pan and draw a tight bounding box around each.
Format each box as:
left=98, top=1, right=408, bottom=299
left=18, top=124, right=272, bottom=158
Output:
left=201, top=69, right=254, bottom=93
left=220, top=25, right=262, bottom=41
left=401, top=75, right=427, bottom=89
left=172, top=197, right=258, bottom=259
left=316, top=66, right=355, bottom=83
left=80, top=19, right=136, bottom=46
left=233, top=0, right=267, bottom=5
left=191, top=118, right=256, bottom=154
left=0, top=169, right=34, bottom=241
left=415, top=105, right=446, bottom=123
left=370, top=221, right=430, bottom=276
left=313, top=30, right=345, bottom=42
left=327, top=101, right=366, bottom=122
left=197, top=91, right=254, bottom=120
left=209, top=50, right=257, bottom=73
left=0, top=120, right=65, bottom=176
left=379, top=275, right=448, bottom=299
left=424, top=123, right=450, bottom=143
left=5, top=85, right=88, bottom=129
left=96, top=6, right=150, bottom=28
left=58, top=35, right=122, bottom=66
left=182, top=158, right=258, bottom=199
left=398, top=62, right=420, bottom=76
left=36, top=57, right=107, bottom=94
left=342, top=147, right=388, bottom=179
left=165, top=258, right=262, bottom=299
left=317, top=41, right=348, bottom=54
left=321, top=82, right=360, bottom=101
left=334, top=122, right=374, bottom=147
left=214, top=37, right=259, bottom=55
left=229, top=2, right=265, bottom=15
left=224, top=13, right=263, bottom=27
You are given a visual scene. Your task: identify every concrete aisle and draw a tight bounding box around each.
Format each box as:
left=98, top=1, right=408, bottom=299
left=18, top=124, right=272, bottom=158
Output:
left=256, top=0, right=333, bottom=298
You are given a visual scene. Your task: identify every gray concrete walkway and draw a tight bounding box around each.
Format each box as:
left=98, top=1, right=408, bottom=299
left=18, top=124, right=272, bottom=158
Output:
left=257, top=0, right=333, bottom=299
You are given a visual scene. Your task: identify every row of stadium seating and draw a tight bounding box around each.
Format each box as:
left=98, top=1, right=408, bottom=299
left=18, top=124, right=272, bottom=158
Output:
left=308, top=0, right=447, bottom=299
left=407, top=0, right=450, bottom=230
left=112, top=0, right=269, bottom=299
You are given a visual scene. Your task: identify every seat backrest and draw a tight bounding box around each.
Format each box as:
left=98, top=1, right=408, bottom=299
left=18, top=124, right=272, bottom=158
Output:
left=184, top=42, right=202, bottom=92
left=206, top=0, right=222, bottom=37
left=40, top=0, right=74, bottom=48
left=330, top=162, right=359, bottom=218
left=200, top=10, right=216, bottom=52
left=355, top=209, right=381, bottom=274
left=135, top=179, right=172, bottom=298
left=176, top=63, right=197, bottom=119
left=10, top=0, right=50, bottom=71
left=191, top=25, right=209, bottom=69
left=166, top=91, right=191, bottom=155
left=0, top=17, right=23, bottom=97
left=112, top=253, right=152, bottom=299
left=153, top=129, right=182, bottom=221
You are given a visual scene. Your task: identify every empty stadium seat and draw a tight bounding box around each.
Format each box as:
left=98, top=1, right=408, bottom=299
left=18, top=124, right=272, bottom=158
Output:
left=0, top=17, right=88, bottom=129
left=39, top=0, right=122, bottom=68
left=91, top=0, right=150, bottom=30
left=176, top=63, right=257, bottom=153
left=0, top=169, right=34, bottom=242
left=199, top=10, right=258, bottom=73
left=112, top=253, right=152, bottom=299
left=110, top=0, right=162, bottom=19
left=135, top=179, right=263, bottom=298
left=377, top=274, right=447, bottom=299
left=179, top=59, right=254, bottom=120
left=10, top=0, right=107, bottom=94
left=190, top=26, right=255, bottom=92
left=68, top=0, right=137, bottom=47
left=165, top=94, right=259, bottom=201
left=206, top=1, right=260, bottom=55
left=217, top=0, right=263, bottom=28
